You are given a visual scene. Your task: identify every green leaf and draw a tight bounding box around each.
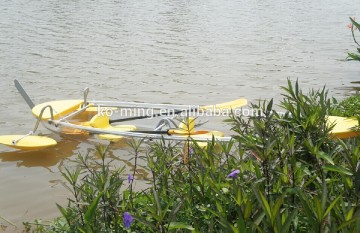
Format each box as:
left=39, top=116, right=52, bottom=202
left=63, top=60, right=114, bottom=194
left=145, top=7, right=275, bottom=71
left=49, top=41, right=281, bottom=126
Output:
left=350, top=17, right=360, bottom=31
left=355, top=165, right=360, bottom=192
left=323, top=195, right=341, bottom=218
left=84, top=191, right=103, bottom=225
left=236, top=214, right=247, bottom=233
left=56, top=203, right=68, bottom=218
left=152, top=188, right=162, bottom=217
left=337, top=215, right=360, bottom=231
left=168, top=222, right=195, bottom=231
left=281, top=209, right=297, bottom=233
left=266, top=99, right=274, bottom=113
left=297, top=191, right=318, bottom=229
left=345, top=207, right=354, bottom=221
left=78, top=227, right=87, bottom=233
left=272, top=197, right=283, bottom=224
left=244, top=201, right=253, bottom=220
left=348, top=53, right=360, bottom=60
left=323, top=165, right=353, bottom=176
left=314, top=198, right=323, bottom=221
left=56, top=203, right=71, bottom=226
left=254, top=190, right=272, bottom=222
left=254, top=212, right=266, bottom=226
left=316, top=151, right=334, bottom=165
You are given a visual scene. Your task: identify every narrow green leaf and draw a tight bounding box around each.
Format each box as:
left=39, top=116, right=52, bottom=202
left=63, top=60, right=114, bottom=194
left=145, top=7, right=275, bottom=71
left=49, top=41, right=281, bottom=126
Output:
left=314, top=198, right=323, bottom=221
left=168, top=222, right=195, bottom=231
left=350, top=17, right=360, bottom=31
left=132, top=216, right=158, bottom=230
left=56, top=203, right=68, bottom=218
left=56, top=203, right=71, bottom=226
left=254, top=212, right=266, bottom=226
left=152, top=188, right=162, bottom=217
left=345, top=207, right=354, bottom=221
left=244, top=201, right=253, bottom=220
left=323, top=165, right=353, bottom=176
left=84, top=191, right=103, bottom=224
left=348, top=53, right=360, bottom=60
left=316, top=151, right=334, bottom=165
left=337, top=215, right=360, bottom=230
left=215, top=201, right=225, bottom=214
left=267, top=99, right=274, bottom=113
left=168, top=201, right=183, bottom=223
left=355, top=165, right=360, bottom=193
left=78, top=227, right=87, bottom=233
left=236, top=215, right=247, bottom=233
left=297, top=191, right=318, bottom=228
left=255, top=190, right=272, bottom=222
left=281, top=209, right=297, bottom=233
left=272, top=197, right=283, bottom=225
left=323, top=195, right=341, bottom=218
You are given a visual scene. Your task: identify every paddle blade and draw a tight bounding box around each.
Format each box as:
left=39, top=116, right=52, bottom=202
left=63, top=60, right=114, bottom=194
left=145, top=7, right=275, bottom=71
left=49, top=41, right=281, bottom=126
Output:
left=0, top=135, right=57, bottom=150
left=14, top=79, right=35, bottom=109
left=200, top=98, right=247, bottom=111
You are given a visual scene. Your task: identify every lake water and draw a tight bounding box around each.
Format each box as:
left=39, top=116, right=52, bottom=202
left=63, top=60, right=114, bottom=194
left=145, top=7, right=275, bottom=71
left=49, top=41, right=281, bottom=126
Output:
left=0, top=0, right=359, bottom=230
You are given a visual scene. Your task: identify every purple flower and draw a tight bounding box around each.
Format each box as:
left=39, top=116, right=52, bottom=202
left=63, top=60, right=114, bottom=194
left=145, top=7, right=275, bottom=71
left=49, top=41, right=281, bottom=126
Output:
left=123, top=212, right=134, bottom=228
left=226, top=169, right=240, bottom=179
left=189, top=148, right=194, bottom=154
left=128, top=174, right=134, bottom=184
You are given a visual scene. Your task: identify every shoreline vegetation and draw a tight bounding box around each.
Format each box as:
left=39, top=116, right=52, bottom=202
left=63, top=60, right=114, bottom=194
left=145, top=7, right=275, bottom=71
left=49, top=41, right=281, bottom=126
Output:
left=17, top=80, right=360, bottom=232
left=1, top=17, right=359, bottom=232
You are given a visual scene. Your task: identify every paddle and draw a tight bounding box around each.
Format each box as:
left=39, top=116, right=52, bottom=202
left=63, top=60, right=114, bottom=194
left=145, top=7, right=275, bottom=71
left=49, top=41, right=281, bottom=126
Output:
left=14, top=79, right=35, bottom=109
left=132, top=129, right=210, bottom=135
left=109, top=98, right=247, bottom=123
left=2, top=80, right=59, bottom=150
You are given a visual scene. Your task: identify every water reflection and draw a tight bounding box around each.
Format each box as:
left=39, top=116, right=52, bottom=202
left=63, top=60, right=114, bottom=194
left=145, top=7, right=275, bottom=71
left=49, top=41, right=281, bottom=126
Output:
left=0, top=132, right=150, bottom=180
left=335, top=81, right=360, bottom=96
left=106, top=140, right=150, bottom=180
left=0, top=137, right=80, bottom=168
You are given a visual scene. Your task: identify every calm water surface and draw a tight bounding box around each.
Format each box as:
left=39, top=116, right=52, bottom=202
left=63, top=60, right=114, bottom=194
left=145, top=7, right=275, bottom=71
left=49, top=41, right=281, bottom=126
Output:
left=0, top=0, right=359, bottom=230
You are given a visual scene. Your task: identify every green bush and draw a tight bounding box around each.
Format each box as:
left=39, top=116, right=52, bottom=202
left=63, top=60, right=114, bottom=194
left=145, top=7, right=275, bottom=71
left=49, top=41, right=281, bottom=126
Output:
left=25, top=80, right=360, bottom=232
left=331, top=94, right=360, bottom=117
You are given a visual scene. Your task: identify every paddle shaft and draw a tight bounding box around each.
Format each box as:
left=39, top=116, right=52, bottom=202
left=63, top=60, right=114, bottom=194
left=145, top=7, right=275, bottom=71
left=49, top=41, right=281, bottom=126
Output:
left=131, top=129, right=209, bottom=135
left=133, top=130, right=171, bottom=135
left=109, top=98, right=247, bottom=123
left=109, top=108, right=197, bottom=123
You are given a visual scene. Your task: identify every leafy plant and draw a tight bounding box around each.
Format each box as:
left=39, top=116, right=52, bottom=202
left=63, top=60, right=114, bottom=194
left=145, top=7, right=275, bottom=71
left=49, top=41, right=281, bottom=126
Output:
left=347, top=17, right=360, bottom=61
left=24, top=80, right=360, bottom=232
left=331, top=94, right=360, bottom=117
